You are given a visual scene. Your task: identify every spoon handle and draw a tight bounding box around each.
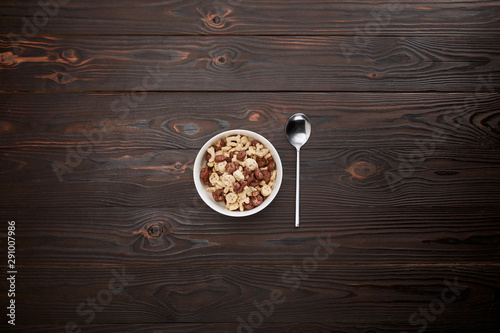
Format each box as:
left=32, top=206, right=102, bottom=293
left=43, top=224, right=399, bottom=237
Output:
left=295, top=148, right=300, bottom=227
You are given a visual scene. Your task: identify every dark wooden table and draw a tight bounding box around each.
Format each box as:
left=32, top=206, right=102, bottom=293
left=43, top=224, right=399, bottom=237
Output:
left=1, top=1, right=500, bottom=332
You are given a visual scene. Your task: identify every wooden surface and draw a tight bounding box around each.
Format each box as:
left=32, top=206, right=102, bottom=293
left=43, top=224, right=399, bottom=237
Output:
left=1, top=36, right=499, bottom=91
left=1, top=0, right=499, bottom=332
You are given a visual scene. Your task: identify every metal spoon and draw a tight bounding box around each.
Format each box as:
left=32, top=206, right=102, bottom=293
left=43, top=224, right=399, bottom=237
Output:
left=285, top=113, right=312, bottom=227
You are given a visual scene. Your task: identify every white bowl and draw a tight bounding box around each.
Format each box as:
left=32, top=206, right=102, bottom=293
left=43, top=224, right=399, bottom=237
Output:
left=193, top=129, right=283, bottom=217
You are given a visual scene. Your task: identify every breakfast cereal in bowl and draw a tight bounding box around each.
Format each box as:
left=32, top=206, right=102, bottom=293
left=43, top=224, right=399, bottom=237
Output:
left=193, top=130, right=282, bottom=217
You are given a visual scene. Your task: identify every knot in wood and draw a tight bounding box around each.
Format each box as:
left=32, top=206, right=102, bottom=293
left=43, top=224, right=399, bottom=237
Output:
left=53, top=72, right=75, bottom=84
left=209, top=47, right=239, bottom=71
left=368, top=72, right=381, bottom=79
left=0, top=52, right=16, bottom=66
left=202, top=5, right=230, bottom=31
left=62, top=49, right=79, bottom=63
left=346, top=161, right=380, bottom=180
left=147, top=223, right=164, bottom=237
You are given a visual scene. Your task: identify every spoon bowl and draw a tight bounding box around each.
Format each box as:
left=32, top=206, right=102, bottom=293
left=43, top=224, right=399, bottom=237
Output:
left=285, top=113, right=311, bottom=227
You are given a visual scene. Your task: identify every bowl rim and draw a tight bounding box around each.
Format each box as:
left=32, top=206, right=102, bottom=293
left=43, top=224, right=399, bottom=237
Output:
left=193, top=129, right=283, bottom=217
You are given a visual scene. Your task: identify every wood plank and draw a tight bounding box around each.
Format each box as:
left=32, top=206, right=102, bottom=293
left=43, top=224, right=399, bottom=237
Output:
left=2, top=207, right=499, bottom=265
left=3, top=320, right=500, bottom=333
left=1, top=92, right=498, bottom=150
left=1, top=0, right=499, bottom=36
left=1, top=146, right=499, bottom=207
left=2, top=323, right=416, bottom=333
left=3, top=323, right=381, bottom=333
left=5, top=265, right=499, bottom=331
left=1, top=36, right=499, bottom=91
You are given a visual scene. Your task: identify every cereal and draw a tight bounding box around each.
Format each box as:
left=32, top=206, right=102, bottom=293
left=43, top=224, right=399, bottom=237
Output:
left=260, top=185, right=272, bottom=197
left=200, top=134, right=276, bottom=212
left=233, top=169, right=245, bottom=181
left=244, top=158, right=258, bottom=171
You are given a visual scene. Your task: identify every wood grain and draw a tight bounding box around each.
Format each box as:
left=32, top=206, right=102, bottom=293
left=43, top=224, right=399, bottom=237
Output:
left=4, top=265, right=499, bottom=330
left=1, top=207, right=499, bottom=265
left=0, top=92, right=498, bottom=150
left=3, top=322, right=500, bottom=333
left=3, top=324, right=370, bottom=333
left=1, top=146, right=499, bottom=208
left=1, top=92, right=498, bottom=208
left=3, top=323, right=413, bottom=333
left=1, top=0, right=499, bottom=36
left=1, top=1, right=500, bottom=331
left=1, top=36, right=499, bottom=91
